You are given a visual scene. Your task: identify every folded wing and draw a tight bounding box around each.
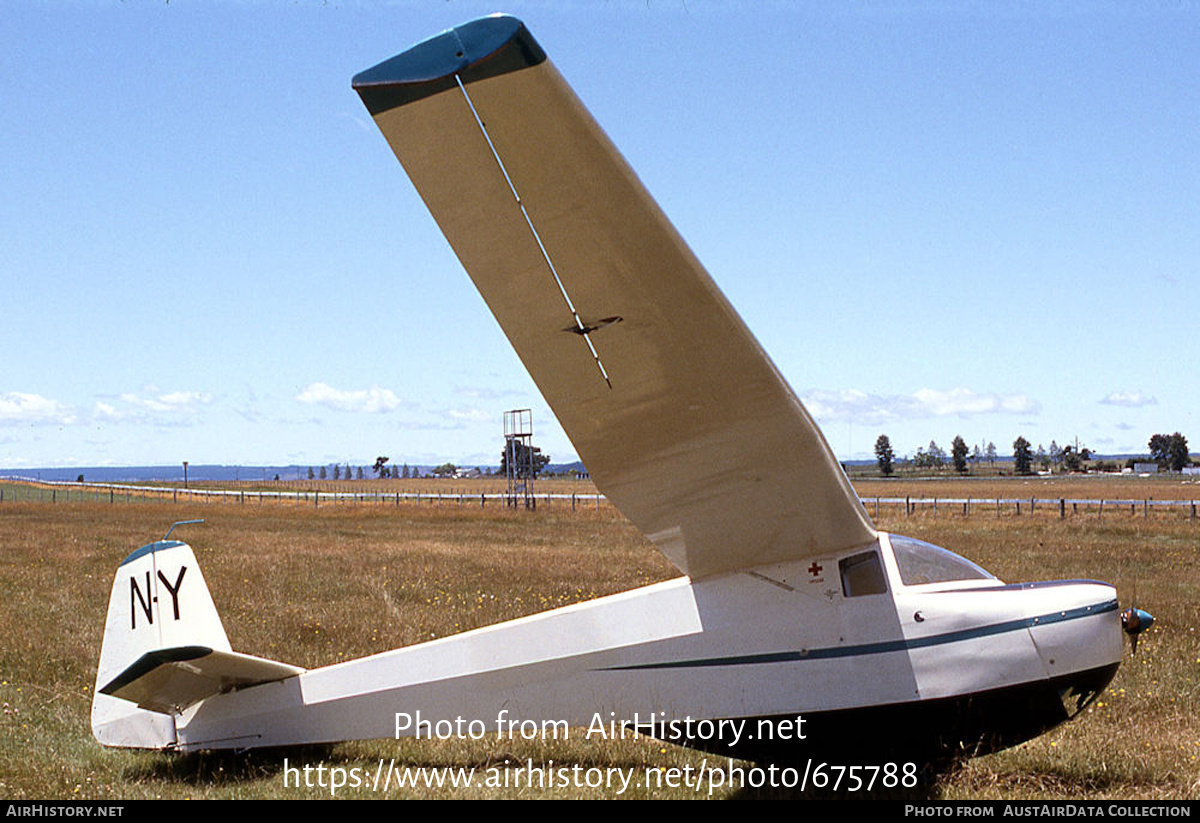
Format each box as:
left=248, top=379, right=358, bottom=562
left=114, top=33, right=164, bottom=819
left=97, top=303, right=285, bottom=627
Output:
left=353, top=15, right=875, bottom=578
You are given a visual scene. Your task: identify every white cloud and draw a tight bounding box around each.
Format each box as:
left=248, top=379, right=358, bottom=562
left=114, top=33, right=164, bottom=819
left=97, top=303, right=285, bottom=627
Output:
left=1099, top=391, right=1158, bottom=408
left=447, top=407, right=492, bottom=422
left=118, top=390, right=211, bottom=413
left=455, top=385, right=525, bottom=400
left=93, top=401, right=121, bottom=421
left=296, top=382, right=403, bottom=413
left=802, top=387, right=1040, bottom=424
left=912, top=388, right=1040, bottom=416
left=90, top=390, right=212, bottom=425
left=0, top=392, right=77, bottom=425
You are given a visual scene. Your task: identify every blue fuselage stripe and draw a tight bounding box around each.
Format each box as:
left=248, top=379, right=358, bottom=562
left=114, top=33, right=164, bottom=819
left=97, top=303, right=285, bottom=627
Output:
left=603, top=598, right=1119, bottom=671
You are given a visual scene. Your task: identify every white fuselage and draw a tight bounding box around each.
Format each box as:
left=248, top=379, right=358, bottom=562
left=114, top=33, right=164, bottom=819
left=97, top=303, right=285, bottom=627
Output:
left=173, top=532, right=1121, bottom=760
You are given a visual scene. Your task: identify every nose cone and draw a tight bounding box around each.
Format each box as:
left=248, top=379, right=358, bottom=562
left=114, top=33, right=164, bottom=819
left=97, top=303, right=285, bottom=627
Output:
left=1122, top=607, right=1155, bottom=653
left=1023, top=580, right=1124, bottom=678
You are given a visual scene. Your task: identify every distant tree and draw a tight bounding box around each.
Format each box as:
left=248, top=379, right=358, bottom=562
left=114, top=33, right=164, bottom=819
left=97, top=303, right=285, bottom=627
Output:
left=1013, top=437, right=1033, bottom=475
left=76, top=474, right=84, bottom=483
left=1061, top=445, right=1083, bottom=473
left=500, top=442, right=550, bottom=479
left=402, top=463, right=411, bottom=479
left=1149, top=432, right=1190, bottom=471
left=985, top=441, right=997, bottom=467
left=951, top=436, right=969, bottom=474
left=874, top=435, right=894, bottom=476
left=307, top=467, right=314, bottom=480
left=1036, top=444, right=1049, bottom=472
left=333, top=464, right=340, bottom=480
left=344, top=464, right=352, bottom=480
left=356, top=466, right=364, bottom=480
left=432, top=462, right=458, bottom=477
left=1049, top=440, right=1062, bottom=469
left=273, top=474, right=280, bottom=482
left=928, top=440, right=946, bottom=468
left=319, top=465, right=327, bottom=480
left=373, top=456, right=390, bottom=477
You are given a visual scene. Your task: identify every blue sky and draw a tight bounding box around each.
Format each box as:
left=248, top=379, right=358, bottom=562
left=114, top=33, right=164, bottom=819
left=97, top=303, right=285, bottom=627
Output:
left=2, top=1, right=1197, bottom=470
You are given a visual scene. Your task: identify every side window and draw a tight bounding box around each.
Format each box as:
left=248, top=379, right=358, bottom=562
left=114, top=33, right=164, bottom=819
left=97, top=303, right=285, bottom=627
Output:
left=840, top=550, right=887, bottom=597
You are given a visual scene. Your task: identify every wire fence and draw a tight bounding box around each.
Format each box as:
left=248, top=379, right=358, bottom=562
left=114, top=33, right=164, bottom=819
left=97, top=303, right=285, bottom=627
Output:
left=1, top=480, right=1197, bottom=521
left=0, top=479, right=608, bottom=511
left=863, top=495, right=1199, bottom=521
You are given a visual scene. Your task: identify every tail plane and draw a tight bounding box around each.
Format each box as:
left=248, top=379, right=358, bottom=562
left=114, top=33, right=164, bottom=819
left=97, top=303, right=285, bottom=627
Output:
left=92, top=538, right=302, bottom=749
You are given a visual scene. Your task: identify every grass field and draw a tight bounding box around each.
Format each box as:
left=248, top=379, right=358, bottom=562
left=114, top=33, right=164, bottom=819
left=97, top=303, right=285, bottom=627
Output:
left=0, top=476, right=1196, bottom=799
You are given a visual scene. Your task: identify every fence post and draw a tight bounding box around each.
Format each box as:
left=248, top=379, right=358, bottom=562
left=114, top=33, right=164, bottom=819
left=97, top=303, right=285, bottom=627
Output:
left=905, top=496, right=910, bottom=516
left=1144, top=499, right=1149, bottom=518
left=1059, top=498, right=1065, bottom=519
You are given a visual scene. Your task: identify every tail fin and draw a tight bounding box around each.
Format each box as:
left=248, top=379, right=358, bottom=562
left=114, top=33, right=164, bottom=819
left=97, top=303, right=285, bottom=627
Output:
left=92, top=538, right=303, bottom=749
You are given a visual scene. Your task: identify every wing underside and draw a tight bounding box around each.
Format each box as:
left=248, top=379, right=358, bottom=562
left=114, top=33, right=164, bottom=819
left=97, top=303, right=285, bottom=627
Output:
left=353, top=15, right=875, bottom=579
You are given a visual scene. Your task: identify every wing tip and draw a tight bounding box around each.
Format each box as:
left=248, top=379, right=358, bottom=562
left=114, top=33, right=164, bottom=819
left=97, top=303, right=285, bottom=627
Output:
left=353, top=13, right=546, bottom=114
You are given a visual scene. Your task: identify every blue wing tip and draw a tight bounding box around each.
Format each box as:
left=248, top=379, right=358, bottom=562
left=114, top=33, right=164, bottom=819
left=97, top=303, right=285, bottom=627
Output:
left=353, top=14, right=546, bottom=114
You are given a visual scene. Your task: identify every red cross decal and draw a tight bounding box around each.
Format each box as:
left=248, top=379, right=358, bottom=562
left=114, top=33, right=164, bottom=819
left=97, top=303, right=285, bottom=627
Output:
left=808, top=561, right=823, bottom=577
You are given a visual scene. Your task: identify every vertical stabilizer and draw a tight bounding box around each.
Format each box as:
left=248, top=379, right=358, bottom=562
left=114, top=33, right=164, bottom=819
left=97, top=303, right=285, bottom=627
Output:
left=91, top=540, right=229, bottom=748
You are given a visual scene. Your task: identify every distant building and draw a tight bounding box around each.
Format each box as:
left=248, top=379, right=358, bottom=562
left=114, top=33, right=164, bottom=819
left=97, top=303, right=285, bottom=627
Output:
left=1133, top=462, right=1159, bottom=474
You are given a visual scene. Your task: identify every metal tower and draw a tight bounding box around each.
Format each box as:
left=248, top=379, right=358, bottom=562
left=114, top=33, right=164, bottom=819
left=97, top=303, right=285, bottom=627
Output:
left=503, top=409, right=534, bottom=509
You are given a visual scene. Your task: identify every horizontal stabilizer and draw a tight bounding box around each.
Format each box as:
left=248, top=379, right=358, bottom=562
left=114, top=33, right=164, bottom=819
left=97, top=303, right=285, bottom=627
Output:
left=100, top=645, right=304, bottom=715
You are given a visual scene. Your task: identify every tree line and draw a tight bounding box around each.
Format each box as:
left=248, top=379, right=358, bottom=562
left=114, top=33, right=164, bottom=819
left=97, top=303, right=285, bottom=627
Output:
left=297, top=447, right=554, bottom=482
left=874, top=432, right=1191, bottom=476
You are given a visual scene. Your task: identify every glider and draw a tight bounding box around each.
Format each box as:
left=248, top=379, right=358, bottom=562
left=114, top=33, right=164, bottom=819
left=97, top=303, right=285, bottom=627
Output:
left=92, top=15, right=1151, bottom=765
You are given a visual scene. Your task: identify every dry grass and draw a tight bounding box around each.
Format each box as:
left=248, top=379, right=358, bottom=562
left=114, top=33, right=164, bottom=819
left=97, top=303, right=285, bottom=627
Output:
left=854, top=472, right=1200, bottom=504
left=0, top=481, right=1196, bottom=799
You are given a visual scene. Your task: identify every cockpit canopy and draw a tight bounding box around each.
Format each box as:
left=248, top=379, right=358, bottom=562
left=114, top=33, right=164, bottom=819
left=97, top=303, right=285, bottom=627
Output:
left=837, top=533, right=1000, bottom=599
left=888, top=534, right=997, bottom=587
